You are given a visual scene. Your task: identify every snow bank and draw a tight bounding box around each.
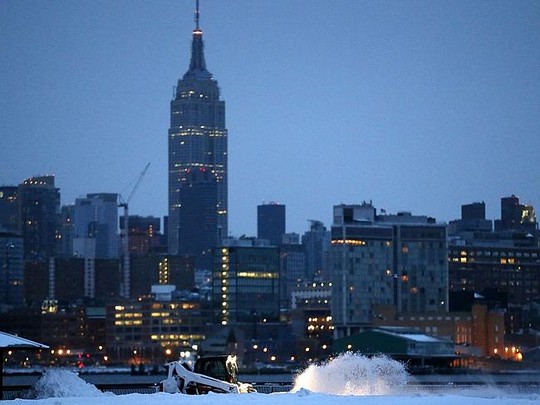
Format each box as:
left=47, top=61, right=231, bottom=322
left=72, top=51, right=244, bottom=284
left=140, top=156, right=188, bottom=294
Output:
left=292, top=353, right=407, bottom=395
left=6, top=392, right=539, bottom=405
left=4, top=357, right=537, bottom=405
left=24, top=369, right=109, bottom=399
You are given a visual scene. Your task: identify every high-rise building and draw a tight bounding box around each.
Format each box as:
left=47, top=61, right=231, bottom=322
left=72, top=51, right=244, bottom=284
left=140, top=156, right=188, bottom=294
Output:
left=302, top=220, right=331, bottom=281
left=158, top=255, right=195, bottom=292
left=257, top=203, right=286, bottom=246
left=57, top=204, right=75, bottom=257
left=18, top=175, right=60, bottom=260
left=0, top=186, right=20, bottom=234
left=448, top=202, right=492, bottom=235
left=462, top=202, right=486, bottom=220
left=495, top=195, right=537, bottom=233
left=119, top=215, right=161, bottom=255
left=213, top=238, right=280, bottom=325
left=41, top=257, right=123, bottom=304
left=73, top=193, right=119, bottom=259
left=168, top=4, right=227, bottom=271
left=279, top=233, right=305, bottom=311
left=330, top=203, right=448, bottom=338
left=449, top=199, right=540, bottom=308
left=0, top=232, right=24, bottom=309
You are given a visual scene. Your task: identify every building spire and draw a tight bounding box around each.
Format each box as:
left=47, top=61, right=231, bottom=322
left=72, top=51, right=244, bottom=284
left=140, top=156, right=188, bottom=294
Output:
left=184, top=0, right=211, bottom=79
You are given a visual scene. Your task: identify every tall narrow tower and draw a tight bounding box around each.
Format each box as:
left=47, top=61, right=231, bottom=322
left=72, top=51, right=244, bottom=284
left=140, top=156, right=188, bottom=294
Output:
left=168, top=2, right=228, bottom=270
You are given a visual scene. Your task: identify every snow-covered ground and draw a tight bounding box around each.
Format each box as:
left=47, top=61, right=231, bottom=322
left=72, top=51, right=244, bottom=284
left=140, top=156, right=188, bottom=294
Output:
left=5, top=353, right=538, bottom=404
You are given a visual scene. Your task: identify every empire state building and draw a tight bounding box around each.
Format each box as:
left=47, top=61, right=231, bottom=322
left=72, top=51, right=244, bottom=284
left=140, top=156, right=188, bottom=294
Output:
left=168, top=4, right=227, bottom=270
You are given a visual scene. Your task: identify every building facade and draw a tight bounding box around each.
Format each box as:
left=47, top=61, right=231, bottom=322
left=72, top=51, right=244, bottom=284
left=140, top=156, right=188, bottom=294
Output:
left=36, top=257, right=123, bottom=304
left=290, top=282, right=333, bottom=359
left=213, top=238, right=280, bottom=325
left=0, top=305, right=102, bottom=363
left=73, top=193, right=119, bottom=259
left=106, top=298, right=209, bottom=364
left=119, top=215, right=161, bottom=255
left=168, top=7, right=227, bottom=272
left=449, top=244, right=540, bottom=305
left=495, top=195, right=537, bottom=233
left=448, top=201, right=493, bottom=235
left=157, top=255, right=196, bottom=292
left=330, top=203, right=448, bottom=338
left=0, top=232, right=24, bottom=309
left=279, top=237, right=306, bottom=312
left=18, top=175, right=60, bottom=260
left=371, top=303, right=507, bottom=359
left=257, top=203, right=286, bottom=246
left=449, top=200, right=540, bottom=308
left=302, top=220, right=331, bottom=281
left=57, top=204, right=75, bottom=257
left=0, top=186, right=19, bottom=234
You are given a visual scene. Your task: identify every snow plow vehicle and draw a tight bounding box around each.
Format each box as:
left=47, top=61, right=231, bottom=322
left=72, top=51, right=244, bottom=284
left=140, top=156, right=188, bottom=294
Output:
left=159, top=355, right=256, bottom=395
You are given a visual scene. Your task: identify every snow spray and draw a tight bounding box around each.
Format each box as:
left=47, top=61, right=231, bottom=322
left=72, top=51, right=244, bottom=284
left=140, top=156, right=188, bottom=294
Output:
left=292, top=352, right=408, bottom=395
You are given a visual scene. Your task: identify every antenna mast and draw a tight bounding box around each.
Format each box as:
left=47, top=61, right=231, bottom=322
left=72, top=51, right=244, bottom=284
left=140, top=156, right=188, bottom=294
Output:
left=195, top=0, right=200, bottom=30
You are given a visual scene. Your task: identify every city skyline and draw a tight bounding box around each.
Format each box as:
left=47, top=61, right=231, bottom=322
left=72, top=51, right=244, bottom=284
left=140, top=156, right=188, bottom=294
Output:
left=2, top=1, right=539, bottom=236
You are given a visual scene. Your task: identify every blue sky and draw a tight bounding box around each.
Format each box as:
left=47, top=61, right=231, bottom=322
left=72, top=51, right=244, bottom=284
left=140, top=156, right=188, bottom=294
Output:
left=2, top=0, right=539, bottom=236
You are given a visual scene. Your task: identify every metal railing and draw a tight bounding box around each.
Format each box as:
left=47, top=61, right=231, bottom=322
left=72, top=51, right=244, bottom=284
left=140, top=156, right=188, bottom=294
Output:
left=1, top=382, right=293, bottom=400
left=4, top=381, right=538, bottom=400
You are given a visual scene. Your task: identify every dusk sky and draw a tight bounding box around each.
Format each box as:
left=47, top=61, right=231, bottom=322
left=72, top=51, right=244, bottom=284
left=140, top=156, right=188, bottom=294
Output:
left=2, top=1, right=539, bottom=236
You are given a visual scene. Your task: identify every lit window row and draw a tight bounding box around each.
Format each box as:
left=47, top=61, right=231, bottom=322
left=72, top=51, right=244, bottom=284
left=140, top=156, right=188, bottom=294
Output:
left=237, top=272, right=278, bottom=279
left=114, top=320, right=142, bottom=326
left=308, top=316, right=332, bottom=322
left=151, top=312, right=172, bottom=317
left=115, top=313, right=143, bottom=318
left=332, top=239, right=367, bottom=246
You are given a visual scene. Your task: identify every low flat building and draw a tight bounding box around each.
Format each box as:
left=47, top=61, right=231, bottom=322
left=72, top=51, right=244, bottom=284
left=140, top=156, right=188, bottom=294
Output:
left=370, top=303, right=508, bottom=360
left=333, top=327, right=457, bottom=371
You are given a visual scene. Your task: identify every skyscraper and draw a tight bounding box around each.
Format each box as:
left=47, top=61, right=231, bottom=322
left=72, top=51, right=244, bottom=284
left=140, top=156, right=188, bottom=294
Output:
left=18, top=175, right=60, bottom=260
left=0, top=232, right=24, bottom=308
left=0, top=186, right=19, bottom=234
left=73, top=193, right=119, bottom=259
left=168, top=3, right=227, bottom=270
left=302, top=220, right=331, bottom=281
left=257, top=203, right=286, bottom=246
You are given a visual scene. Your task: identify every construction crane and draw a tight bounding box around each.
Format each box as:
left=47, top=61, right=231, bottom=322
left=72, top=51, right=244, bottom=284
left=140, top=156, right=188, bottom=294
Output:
left=118, top=162, right=150, bottom=298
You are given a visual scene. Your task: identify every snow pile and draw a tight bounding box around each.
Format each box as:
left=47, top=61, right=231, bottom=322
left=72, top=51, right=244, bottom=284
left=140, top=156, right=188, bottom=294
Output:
left=25, top=369, right=108, bottom=399
left=292, top=353, right=408, bottom=395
